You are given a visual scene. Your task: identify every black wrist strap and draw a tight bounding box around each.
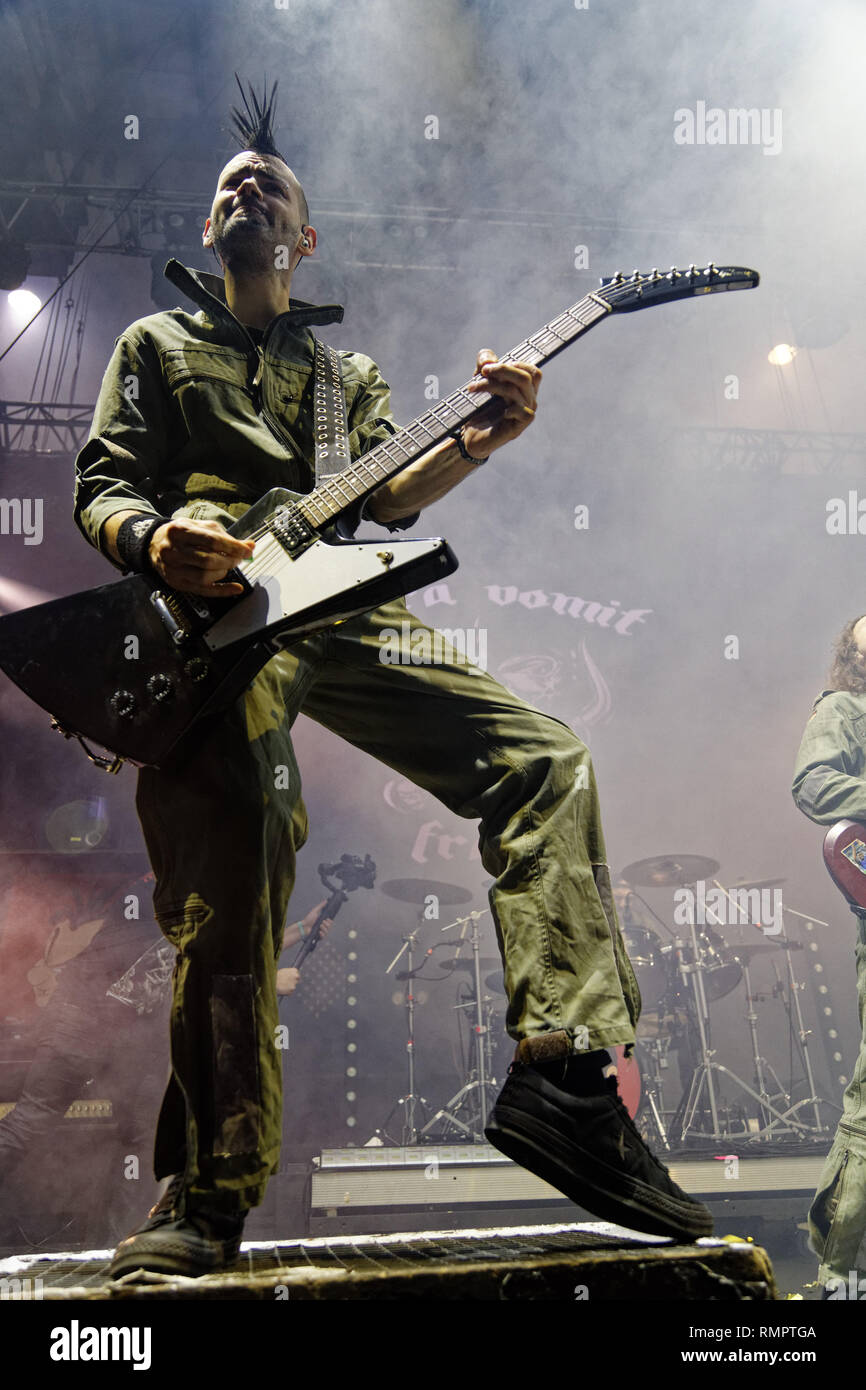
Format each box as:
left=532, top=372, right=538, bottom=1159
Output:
left=451, top=423, right=489, bottom=466
left=115, top=513, right=169, bottom=575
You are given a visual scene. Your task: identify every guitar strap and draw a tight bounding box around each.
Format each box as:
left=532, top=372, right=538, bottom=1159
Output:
left=312, top=337, right=351, bottom=485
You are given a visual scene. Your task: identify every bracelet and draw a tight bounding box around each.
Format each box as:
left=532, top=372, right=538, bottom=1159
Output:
left=296, top=920, right=307, bottom=940
left=451, top=424, right=489, bottom=466
left=115, top=513, right=170, bottom=575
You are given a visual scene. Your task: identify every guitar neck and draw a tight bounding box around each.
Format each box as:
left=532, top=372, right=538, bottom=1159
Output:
left=295, top=290, right=611, bottom=530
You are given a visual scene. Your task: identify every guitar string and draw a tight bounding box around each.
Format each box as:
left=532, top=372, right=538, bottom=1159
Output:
left=236, top=294, right=608, bottom=577
left=234, top=269, right=738, bottom=582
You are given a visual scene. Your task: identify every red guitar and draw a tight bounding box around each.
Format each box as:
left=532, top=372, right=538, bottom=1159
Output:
left=823, top=820, right=866, bottom=910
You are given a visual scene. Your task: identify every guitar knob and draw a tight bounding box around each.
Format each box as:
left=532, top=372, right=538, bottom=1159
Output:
left=110, top=689, right=137, bottom=718
left=147, top=674, right=174, bottom=702
left=183, top=658, right=210, bottom=683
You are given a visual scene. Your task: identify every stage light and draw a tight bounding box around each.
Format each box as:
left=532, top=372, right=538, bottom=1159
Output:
left=43, top=798, right=110, bottom=853
left=768, top=343, right=798, bottom=366
left=7, top=288, right=41, bottom=319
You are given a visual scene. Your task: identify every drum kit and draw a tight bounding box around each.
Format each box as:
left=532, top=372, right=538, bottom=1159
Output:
left=617, top=853, right=831, bottom=1147
left=372, top=852, right=833, bottom=1149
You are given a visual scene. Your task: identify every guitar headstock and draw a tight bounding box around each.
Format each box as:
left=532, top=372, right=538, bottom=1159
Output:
left=597, top=263, right=759, bottom=312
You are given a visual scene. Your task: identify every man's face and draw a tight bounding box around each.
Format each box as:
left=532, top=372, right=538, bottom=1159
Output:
left=854, top=617, right=866, bottom=663
left=204, top=151, right=305, bottom=268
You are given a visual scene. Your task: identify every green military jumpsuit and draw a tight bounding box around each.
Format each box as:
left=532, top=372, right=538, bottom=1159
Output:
left=74, top=260, right=640, bottom=1209
left=793, top=686, right=866, bottom=1293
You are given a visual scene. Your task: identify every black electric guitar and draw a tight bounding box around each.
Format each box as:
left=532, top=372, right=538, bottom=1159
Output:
left=0, top=263, right=759, bottom=768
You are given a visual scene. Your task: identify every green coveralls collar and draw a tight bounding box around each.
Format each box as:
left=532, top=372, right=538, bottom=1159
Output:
left=161, top=257, right=346, bottom=340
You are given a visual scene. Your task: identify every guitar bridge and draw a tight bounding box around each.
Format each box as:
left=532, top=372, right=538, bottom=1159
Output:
left=150, top=589, right=195, bottom=643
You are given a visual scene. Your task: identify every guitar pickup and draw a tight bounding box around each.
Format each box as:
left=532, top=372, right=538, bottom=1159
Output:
left=271, top=503, right=314, bottom=555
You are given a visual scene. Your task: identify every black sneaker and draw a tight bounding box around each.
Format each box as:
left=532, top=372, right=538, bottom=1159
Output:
left=485, top=1057, right=713, bottom=1242
left=108, top=1179, right=246, bottom=1280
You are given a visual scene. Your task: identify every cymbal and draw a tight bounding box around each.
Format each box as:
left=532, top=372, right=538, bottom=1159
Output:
left=732, top=941, right=802, bottom=960
left=441, top=957, right=501, bottom=973
left=379, top=878, right=473, bottom=905
left=721, top=877, right=786, bottom=894
left=620, top=854, right=721, bottom=888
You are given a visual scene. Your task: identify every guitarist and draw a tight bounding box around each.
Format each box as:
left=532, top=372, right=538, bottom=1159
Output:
left=793, top=613, right=866, bottom=1297
left=74, top=82, right=711, bottom=1278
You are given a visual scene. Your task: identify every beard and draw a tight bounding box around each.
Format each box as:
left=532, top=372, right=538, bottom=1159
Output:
left=211, top=211, right=289, bottom=275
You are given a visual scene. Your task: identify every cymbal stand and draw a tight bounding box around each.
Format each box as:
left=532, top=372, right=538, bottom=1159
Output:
left=383, top=923, right=428, bottom=1144
left=676, top=897, right=722, bottom=1139
left=420, top=910, right=496, bottom=1141
left=759, top=913, right=831, bottom=1135
left=739, top=958, right=791, bottom=1129
left=712, top=883, right=830, bottom=1137
left=680, top=893, right=826, bottom=1140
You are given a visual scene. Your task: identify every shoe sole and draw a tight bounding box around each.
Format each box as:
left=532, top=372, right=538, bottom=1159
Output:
left=485, top=1102, right=713, bottom=1242
left=108, top=1235, right=241, bottom=1281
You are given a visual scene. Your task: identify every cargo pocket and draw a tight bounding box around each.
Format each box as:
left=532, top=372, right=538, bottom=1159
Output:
left=211, top=974, right=261, bottom=1156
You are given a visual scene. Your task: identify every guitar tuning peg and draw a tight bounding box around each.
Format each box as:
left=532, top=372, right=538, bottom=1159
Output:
left=631, top=269, right=641, bottom=281
left=650, top=268, right=661, bottom=281
left=705, top=262, right=717, bottom=276
left=614, top=270, right=624, bottom=284
left=668, top=266, right=680, bottom=279
left=687, top=263, right=697, bottom=277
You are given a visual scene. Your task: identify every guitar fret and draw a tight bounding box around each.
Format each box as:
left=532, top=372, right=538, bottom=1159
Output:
left=303, top=497, right=328, bottom=524
left=408, top=418, right=440, bottom=443
left=298, top=288, right=619, bottom=529
left=429, top=400, right=464, bottom=428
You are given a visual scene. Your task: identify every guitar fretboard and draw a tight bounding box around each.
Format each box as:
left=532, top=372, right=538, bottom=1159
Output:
left=293, top=290, right=612, bottom=530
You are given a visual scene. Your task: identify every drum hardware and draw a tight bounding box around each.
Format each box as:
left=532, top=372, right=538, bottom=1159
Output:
left=380, top=902, right=476, bottom=1144
left=382, top=923, right=429, bottom=1144
left=440, top=956, right=501, bottom=974
left=633, top=1035, right=674, bottom=1149
left=711, top=880, right=830, bottom=1138
left=419, top=908, right=498, bottom=1142
left=678, top=881, right=832, bottom=1141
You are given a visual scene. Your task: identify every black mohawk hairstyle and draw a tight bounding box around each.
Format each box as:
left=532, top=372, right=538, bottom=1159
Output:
left=225, top=75, right=309, bottom=229
left=229, top=75, right=283, bottom=158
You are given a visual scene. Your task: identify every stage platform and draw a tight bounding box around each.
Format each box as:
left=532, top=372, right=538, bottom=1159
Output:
left=302, top=1142, right=826, bottom=1238
left=0, top=1222, right=776, bottom=1301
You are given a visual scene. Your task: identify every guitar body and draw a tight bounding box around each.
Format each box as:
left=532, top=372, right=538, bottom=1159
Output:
left=0, top=488, right=457, bottom=766
left=823, top=820, right=866, bottom=911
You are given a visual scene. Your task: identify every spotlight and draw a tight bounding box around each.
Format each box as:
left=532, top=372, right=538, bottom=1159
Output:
left=7, top=287, right=41, bottom=319
left=44, top=798, right=110, bottom=853
left=768, top=343, right=798, bottom=367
